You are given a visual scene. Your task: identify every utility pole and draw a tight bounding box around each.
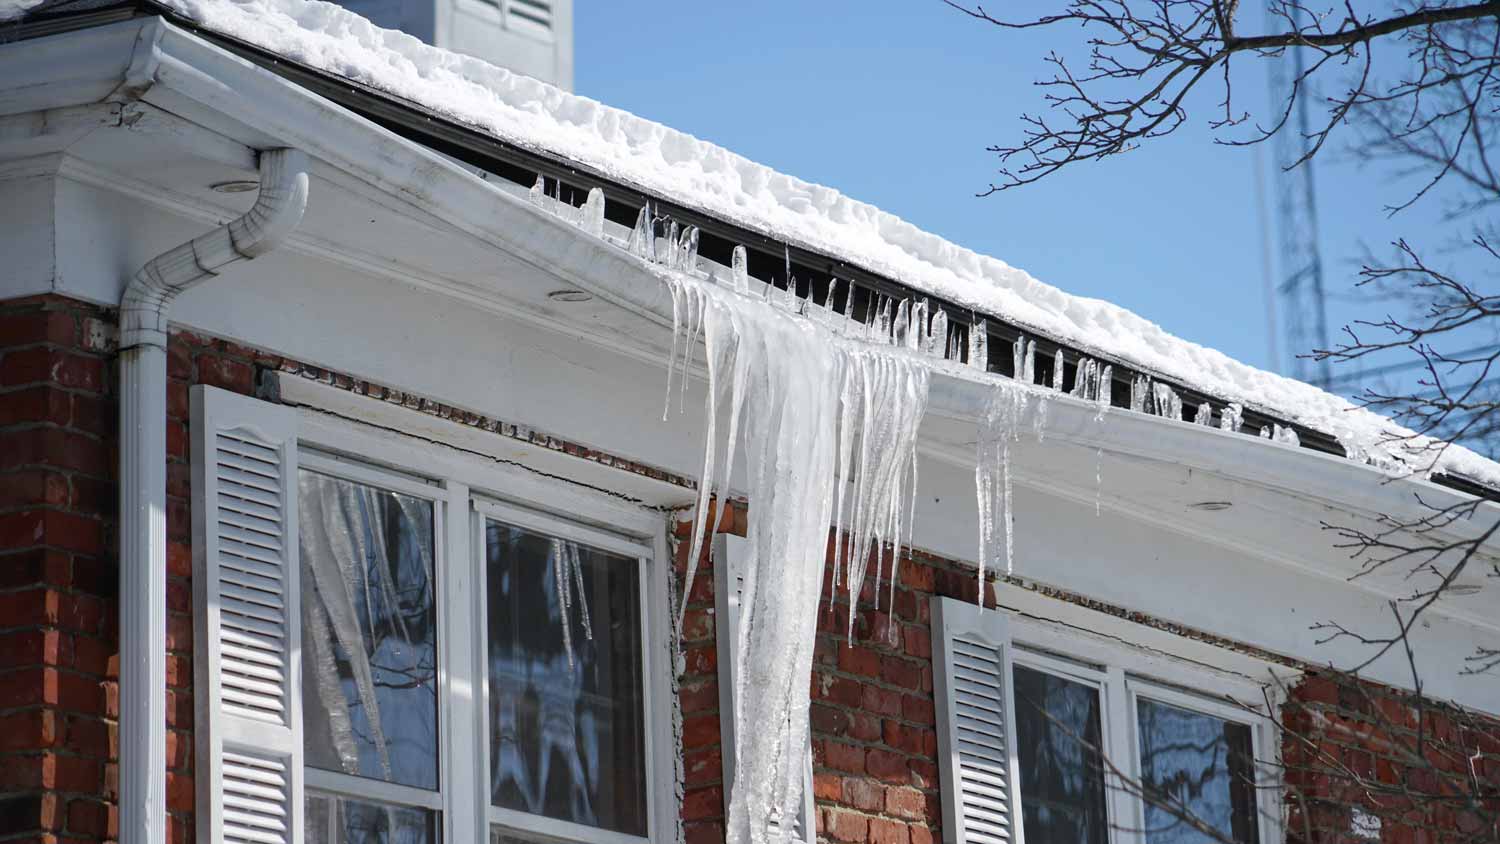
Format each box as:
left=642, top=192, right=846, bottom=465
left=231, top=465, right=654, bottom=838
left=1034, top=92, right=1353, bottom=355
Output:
left=1267, top=7, right=1333, bottom=389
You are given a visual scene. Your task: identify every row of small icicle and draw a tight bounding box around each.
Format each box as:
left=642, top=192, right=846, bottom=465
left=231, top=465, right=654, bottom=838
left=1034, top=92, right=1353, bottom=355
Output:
left=526, top=177, right=1315, bottom=844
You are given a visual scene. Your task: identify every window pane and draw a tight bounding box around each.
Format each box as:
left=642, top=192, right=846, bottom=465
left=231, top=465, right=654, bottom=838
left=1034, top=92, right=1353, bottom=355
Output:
left=1136, top=697, right=1260, bottom=844
left=1012, top=664, right=1110, bottom=844
left=307, top=791, right=437, bottom=844
left=485, top=520, right=648, bottom=836
left=300, top=471, right=439, bottom=790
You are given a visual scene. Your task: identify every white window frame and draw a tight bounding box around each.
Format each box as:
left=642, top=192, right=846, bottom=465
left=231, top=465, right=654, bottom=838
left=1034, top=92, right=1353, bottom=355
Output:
left=935, top=597, right=1283, bottom=844
left=475, top=496, right=661, bottom=844
left=1122, top=677, right=1278, bottom=844
left=298, top=449, right=450, bottom=834
left=294, top=409, right=675, bottom=844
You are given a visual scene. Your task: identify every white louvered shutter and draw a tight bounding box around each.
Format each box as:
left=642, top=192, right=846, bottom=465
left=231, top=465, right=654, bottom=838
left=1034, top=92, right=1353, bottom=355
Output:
left=192, top=385, right=302, bottom=844
left=932, top=597, right=1020, bottom=844
left=713, top=534, right=816, bottom=844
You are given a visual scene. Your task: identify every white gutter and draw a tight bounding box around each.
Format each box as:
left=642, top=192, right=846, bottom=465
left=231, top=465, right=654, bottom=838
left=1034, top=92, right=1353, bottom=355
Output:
left=117, top=147, right=308, bottom=844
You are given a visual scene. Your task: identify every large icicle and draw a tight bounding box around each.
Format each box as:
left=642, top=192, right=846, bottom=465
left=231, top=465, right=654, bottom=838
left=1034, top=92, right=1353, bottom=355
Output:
left=663, top=265, right=929, bottom=844
left=975, top=383, right=1032, bottom=588
left=968, top=319, right=988, bottom=371
left=1221, top=402, right=1244, bottom=433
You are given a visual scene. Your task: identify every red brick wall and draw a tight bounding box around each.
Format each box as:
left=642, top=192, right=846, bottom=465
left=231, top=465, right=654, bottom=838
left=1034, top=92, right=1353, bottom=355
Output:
left=1, top=295, right=118, bottom=843
left=0, top=294, right=272, bottom=844
left=1283, top=671, right=1500, bottom=844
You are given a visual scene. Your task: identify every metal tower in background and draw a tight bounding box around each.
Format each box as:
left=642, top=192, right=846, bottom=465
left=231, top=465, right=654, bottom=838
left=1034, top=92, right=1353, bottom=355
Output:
left=1267, top=13, right=1333, bottom=388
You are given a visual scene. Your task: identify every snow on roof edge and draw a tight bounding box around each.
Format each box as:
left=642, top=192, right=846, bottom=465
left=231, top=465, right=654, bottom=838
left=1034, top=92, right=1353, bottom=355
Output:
left=150, top=0, right=1500, bottom=489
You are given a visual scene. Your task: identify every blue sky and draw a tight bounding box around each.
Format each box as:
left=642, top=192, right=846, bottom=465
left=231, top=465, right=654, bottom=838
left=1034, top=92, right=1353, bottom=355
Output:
left=575, top=2, right=1471, bottom=382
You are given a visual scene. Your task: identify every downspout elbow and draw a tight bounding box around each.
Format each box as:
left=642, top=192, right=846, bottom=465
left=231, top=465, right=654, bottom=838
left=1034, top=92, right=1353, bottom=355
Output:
left=119, top=147, right=310, bottom=350
left=116, top=146, right=307, bottom=844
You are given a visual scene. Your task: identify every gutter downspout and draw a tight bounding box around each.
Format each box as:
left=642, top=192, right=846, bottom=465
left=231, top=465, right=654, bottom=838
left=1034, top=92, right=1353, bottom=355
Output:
left=117, top=148, right=309, bottom=844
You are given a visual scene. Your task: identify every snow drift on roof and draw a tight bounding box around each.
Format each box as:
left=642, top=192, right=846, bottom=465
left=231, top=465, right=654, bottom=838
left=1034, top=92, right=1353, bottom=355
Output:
left=151, top=0, right=1500, bottom=487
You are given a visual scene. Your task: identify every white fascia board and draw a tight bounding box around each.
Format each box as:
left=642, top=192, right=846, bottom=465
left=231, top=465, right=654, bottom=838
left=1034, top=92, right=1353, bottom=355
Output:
left=0, top=22, right=143, bottom=117
left=928, top=375, right=1500, bottom=554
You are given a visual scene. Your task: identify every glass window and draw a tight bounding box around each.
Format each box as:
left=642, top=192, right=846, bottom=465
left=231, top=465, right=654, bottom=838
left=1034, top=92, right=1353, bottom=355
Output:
left=299, top=469, right=440, bottom=843
left=1011, top=664, right=1110, bottom=844
left=1136, top=697, right=1260, bottom=844
left=308, top=792, right=438, bottom=844
left=485, top=519, right=648, bottom=837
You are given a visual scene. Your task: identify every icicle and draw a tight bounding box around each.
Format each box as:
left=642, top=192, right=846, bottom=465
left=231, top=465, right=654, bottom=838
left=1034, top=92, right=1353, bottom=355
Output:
left=892, top=300, right=910, bottom=347
left=1260, top=426, right=1273, bottom=439
left=1194, top=402, right=1213, bottom=426
left=662, top=281, right=685, bottom=421
left=1012, top=334, right=1027, bottom=382
left=946, top=328, right=960, bottom=362
left=529, top=174, right=545, bottom=206
left=1094, top=448, right=1103, bottom=516
left=1097, top=366, right=1113, bottom=416
left=628, top=205, right=652, bottom=259
left=1032, top=391, right=1050, bottom=443
left=1130, top=375, right=1148, bottom=413
left=663, top=220, right=679, bottom=266
left=1221, top=402, right=1243, bottom=433
left=976, top=384, right=1026, bottom=590
left=551, top=538, right=576, bottom=666
left=968, top=319, right=988, bottom=371
left=1274, top=424, right=1300, bottom=446
left=928, top=309, right=948, bottom=359
left=909, top=300, right=929, bottom=351
left=1071, top=359, right=1096, bottom=399
left=1051, top=350, right=1064, bottom=391
left=678, top=226, right=700, bottom=272
left=1022, top=342, right=1035, bottom=385
left=731, top=245, right=750, bottom=294
left=657, top=264, right=930, bottom=844
left=1152, top=382, right=1181, bottom=420
left=1002, top=442, right=1014, bottom=575
left=582, top=187, right=605, bottom=238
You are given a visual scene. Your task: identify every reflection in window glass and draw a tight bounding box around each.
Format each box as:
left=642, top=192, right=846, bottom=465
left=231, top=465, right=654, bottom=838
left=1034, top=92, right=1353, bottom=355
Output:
left=1136, top=697, right=1259, bottom=844
left=300, top=471, right=439, bottom=791
left=485, top=520, right=647, bottom=836
left=1012, top=664, right=1110, bottom=844
left=307, top=791, right=437, bottom=844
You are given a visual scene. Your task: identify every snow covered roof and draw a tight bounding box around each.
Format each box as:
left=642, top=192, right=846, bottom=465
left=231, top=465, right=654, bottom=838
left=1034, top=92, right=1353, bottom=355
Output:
left=20, top=0, right=1500, bottom=490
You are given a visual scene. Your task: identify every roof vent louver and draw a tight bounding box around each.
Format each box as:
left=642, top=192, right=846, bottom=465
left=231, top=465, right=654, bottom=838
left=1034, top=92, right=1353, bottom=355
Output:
left=508, top=0, right=552, bottom=34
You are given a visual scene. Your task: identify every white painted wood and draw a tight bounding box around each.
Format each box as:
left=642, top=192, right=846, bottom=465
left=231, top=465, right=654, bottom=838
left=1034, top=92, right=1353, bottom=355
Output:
left=441, top=481, right=485, bottom=844
left=468, top=482, right=670, bottom=844
left=304, top=768, right=444, bottom=812
left=713, top=534, right=816, bottom=844
left=277, top=374, right=694, bottom=509
left=937, top=598, right=1285, bottom=844
left=931, top=597, right=1021, bottom=844
left=295, top=404, right=664, bottom=539
left=474, top=497, right=653, bottom=557
left=192, top=386, right=303, bottom=844
left=1122, top=679, right=1283, bottom=844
